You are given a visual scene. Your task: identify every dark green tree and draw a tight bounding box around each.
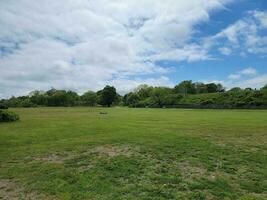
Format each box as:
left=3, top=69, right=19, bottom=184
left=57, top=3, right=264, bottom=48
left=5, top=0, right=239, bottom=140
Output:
left=229, top=87, right=242, bottom=92
left=100, top=85, right=117, bottom=107
left=206, top=83, right=218, bottom=93
left=261, top=84, right=267, bottom=91
left=216, top=83, right=225, bottom=92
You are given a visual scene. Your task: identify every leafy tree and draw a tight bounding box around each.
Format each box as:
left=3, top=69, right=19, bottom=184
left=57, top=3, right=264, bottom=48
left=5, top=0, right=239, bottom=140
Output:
left=122, top=93, right=130, bottom=106
left=162, top=94, right=183, bottom=106
left=229, top=87, right=242, bottom=92
left=30, top=91, right=47, bottom=105
left=46, top=90, right=67, bottom=106
left=0, top=99, right=8, bottom=109
left=66, top=91, right=79, bottom=106
left=174, top=80, right=196, bottom=95
left=2, top=81, right=267, bottom=108
left=96, top=90, right=104, bottom=105
left=133, top=84, right=153, bottom=100
left=46, top=88, right=57, bottom=96
left=81, top=91, right=97, bottom=106
left=195, top=82, right=207, bottom=94
left=244, top=88, right=253, bottom=91
left=45, top=90, right=79, bottom=106
left=151, top=87, right=173, bottom=107
left=216, top=84, right=225, bottom=92
left=261, top=84, right=267, bottom=91
left=21, top=99, right=35, bottom=107
left=113, top=93, right=122, bottom=106
left=99, top=85, right=117, bottom=107
left=206, top=83, right=218, bottom=93
left=8, top=96, right=23, bottom=107
left=125, top=92, right=140, bottom=107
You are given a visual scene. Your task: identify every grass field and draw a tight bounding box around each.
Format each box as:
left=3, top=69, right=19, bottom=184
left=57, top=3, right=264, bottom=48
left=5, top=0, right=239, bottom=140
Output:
left=0, top=107, right=267, bottom=200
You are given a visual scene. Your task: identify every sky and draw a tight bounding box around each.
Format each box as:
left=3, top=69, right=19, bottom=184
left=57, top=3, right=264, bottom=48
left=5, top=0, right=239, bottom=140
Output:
left=0, top=0, right=267, bottom=98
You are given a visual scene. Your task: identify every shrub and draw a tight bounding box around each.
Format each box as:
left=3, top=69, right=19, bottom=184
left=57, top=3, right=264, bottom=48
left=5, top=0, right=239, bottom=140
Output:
left=0, top=110, right=20, bottom=122
left=20, top=99, right=36, bottom=107
left=200, top=99, right=214, bottom=105
left=234, top=101, right=246, bottom=107
left=135, top=98, right=153, bottom=108
left=0, top=104, right=8, bottom=109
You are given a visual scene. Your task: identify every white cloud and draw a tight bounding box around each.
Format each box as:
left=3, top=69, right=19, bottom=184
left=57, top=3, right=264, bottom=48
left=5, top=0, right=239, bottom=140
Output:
left=240, top=67, right=257, bottom=76
left=205, top=73, right=267, bottom=90
left=214, top=10, right=267, bottom=56
left=148, top=44, right=211, bottom=62
left=0, top=0, right=232, bottom=98
left=241, top=74, right=267, bottom=88
left=208, top=67, right=265, bottom=89
left=228, top=74, right=241, bottom=80
left=224, top=74, right=267, bottom=89
left=218, top=47, right=232, bottom=55
left=227, top=67, right=257, bottom=81
left=252, top=10, right=267, bottom=29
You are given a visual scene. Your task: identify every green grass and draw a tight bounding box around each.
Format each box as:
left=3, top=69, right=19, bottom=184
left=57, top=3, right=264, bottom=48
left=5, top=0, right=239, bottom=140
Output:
left=0, top=107, right=267, bottom=199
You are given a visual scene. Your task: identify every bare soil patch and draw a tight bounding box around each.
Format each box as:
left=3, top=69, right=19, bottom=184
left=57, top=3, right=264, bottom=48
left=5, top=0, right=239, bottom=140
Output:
left=29, top=152, right=74, bottom=165
left=0, top=179, right=51, bottom=200
left=83, top=145, right=140, bottom=158
left=177, top=162, right=217, bottom=181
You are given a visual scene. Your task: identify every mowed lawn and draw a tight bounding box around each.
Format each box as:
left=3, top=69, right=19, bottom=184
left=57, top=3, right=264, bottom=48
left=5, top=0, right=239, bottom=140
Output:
left=0, top=108, right=267, bottom=200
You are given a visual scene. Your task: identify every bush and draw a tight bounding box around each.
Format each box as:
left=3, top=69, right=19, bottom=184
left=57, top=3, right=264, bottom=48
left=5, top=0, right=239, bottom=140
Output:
left=0, top=104, right=8, bottom=109
left=20, top=99, right=36, bottom=107
left=0, top=110, right=20, bottom=122
left=135, top=98, right=153, bottom=108
left=200, top=99, right=214, bottom=105
left=235, top=101, right=246, bottom=107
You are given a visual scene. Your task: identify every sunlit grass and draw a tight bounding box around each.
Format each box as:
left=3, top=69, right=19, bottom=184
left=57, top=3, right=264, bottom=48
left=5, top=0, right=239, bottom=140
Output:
left=0, top=107, right=266, bottom=199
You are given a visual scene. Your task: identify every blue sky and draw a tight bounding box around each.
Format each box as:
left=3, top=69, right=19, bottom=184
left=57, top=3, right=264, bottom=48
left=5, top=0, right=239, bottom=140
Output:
left=0, top=0, right=267, bottom=98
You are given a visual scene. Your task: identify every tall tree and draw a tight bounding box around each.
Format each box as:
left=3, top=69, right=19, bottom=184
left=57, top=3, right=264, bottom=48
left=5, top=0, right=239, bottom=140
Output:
left=174, top=80, right=196, bottom=95
left=133, top=84, right=153, bottom=100
left=81, top=91, right=97, bottom=106
left=100, top=85, right=117, bottom=107
left=216, top=83, right=225, bottom=92
left=195, top=82, right=207, bottom=94
left=206, top=83, right=218, bottom=93
left=151, top=87, right=173, bottom=107
left=125, top=92, right=140, bottom=107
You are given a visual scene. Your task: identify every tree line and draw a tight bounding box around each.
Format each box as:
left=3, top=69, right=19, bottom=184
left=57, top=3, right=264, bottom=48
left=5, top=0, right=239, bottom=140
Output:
left=1, top=81, right=267, bottom=108
left=0, top=85, right=119, bottom=108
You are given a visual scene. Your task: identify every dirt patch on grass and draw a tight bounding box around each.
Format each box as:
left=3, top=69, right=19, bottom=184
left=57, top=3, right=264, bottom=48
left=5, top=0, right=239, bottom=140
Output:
left=84, top=145, right=140, bottom=158
left=28, top=145, right=140, bottom=173
left=0, top=179, right=23, bottom=200
left=29, top=152, right=74, bottom=165
left=77, top=164, right=95, bottom=172
left=33, top=154, right=65, bottom=164
left=0, top=179, right=50, bottom=200
left=178, top=162, right=215, bottom=181
left=31, top=145, right=140, bottom=165
left=210, top=134, right=267, bottom=151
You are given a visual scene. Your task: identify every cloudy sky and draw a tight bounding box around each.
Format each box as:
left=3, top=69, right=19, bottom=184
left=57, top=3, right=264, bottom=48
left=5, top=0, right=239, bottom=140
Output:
left=0, top=0, right=267, bottom=98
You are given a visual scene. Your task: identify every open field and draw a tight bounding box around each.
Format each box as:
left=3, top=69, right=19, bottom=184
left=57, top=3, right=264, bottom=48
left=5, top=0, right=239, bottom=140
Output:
left=0, top=107, right=267, bottom=200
